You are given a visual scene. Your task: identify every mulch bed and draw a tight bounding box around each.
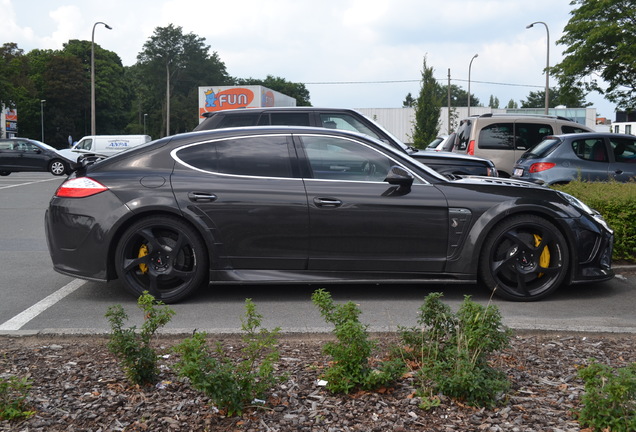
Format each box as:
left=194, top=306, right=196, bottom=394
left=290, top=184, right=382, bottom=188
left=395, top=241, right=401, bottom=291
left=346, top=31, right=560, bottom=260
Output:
left=1, top=331, right=635, bottom=432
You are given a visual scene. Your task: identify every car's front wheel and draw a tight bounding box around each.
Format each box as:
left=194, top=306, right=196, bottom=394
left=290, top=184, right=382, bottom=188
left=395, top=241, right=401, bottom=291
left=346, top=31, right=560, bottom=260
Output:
left=480, top=215, right=569, bottom=301
left=49, top=159, right=68, bottom=176
left=115, top=215, right=209, bottom=303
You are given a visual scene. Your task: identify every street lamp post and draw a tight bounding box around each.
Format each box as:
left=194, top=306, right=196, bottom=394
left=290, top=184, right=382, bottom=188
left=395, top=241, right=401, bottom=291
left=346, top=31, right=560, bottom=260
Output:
left=40, top=100, right=46, bottom=142
left=467, top=54, right=478, bottom=117
left=91, top=21, right=112, bottom=135
left=143, top=113, right=148, bottom=135
left=526, top=21, right=550, bottom=115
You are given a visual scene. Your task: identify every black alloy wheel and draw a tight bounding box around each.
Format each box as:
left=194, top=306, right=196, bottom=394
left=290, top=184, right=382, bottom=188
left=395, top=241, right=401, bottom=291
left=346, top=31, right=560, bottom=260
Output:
left=480, top=215, right=569, bottom=301
left=115, top=215, right=209, bottom=303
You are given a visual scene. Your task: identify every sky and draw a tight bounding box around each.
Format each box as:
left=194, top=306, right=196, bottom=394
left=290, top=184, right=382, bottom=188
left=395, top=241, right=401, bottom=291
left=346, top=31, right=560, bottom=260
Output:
left=0, top=0, right=616, bottom=119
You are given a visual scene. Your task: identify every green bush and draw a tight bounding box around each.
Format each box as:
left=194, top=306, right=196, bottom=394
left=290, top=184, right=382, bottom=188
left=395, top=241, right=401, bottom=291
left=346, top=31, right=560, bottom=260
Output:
left=105, top=292, right=175, bottom=386
left=577, top=361, right=636, bottom=431
left=172, top=299, right=283, bottom=416
left=552, top=181, right=636, bottom=262
left=398, top=293, right=511, bottom=408
left=311, top=289, right=404, bottom=394
left=0, top=376, right=35, bottom=421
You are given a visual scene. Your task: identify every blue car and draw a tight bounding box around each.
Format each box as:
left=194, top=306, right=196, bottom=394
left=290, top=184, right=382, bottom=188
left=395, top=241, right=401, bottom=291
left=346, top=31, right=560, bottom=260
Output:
left=512, top=132, right=636, bottom=185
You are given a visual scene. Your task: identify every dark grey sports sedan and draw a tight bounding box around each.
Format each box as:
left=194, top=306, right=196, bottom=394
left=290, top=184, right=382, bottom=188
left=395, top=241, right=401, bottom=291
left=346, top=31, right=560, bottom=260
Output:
left=45, top=126, right=614, bottom=303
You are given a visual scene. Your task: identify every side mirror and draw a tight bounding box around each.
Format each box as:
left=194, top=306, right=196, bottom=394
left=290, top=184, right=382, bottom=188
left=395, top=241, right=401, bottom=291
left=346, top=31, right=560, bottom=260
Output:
left=384, top=165, right=414, bottom=187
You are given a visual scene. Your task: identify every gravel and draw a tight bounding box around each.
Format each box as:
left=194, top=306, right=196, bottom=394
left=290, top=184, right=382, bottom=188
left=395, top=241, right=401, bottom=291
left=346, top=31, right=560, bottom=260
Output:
left=1, top=331, right=635, bottom=432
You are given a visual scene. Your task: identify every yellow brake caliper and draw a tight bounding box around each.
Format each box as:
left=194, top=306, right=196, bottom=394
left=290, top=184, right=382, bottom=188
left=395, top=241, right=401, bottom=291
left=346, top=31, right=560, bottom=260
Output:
left=138, top=244, right=149, bottom=274
left=533, top=234, right=550, bottom=277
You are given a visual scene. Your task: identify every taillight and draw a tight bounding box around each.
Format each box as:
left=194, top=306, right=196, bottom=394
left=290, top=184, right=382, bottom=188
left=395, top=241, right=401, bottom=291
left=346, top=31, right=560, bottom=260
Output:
left=55, top=177, right=108, bottom=198
left=467, top=140, right=475, bottom=155
left=529, top=162, right=556, bottom=173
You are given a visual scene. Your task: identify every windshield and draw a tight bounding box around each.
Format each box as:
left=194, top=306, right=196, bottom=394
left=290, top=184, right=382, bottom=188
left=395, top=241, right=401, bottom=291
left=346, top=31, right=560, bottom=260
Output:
left=521, top=138, right=561, bottom=159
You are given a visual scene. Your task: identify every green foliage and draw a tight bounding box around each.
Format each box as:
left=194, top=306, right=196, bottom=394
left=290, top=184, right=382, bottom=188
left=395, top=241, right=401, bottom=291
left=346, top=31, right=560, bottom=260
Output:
left=399, top=293, right=511, bottom=408
left=105, top=292, right=175, bottom=386
left=552, top=181, right=636, bottom=261
left=236, top=75, right=311, bottom=106
left=577, top=361, right=636, bottom=431
left=553, top=0, right=636, bottom=109
left=311, top=289, right=404, bottom=394
left=0, top=376, right=35, bottom=421
left=411, top=56, right=442, bottom=149
left=173, top=299, right=283, bottom=416
left=520, top=86, right=591, bottom=109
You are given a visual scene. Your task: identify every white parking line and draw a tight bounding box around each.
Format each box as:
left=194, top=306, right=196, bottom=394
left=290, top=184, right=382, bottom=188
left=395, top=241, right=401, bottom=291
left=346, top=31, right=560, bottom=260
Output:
left=0, top=279, right=86, bottom=331
left=0, top=177, right=61, bottom=190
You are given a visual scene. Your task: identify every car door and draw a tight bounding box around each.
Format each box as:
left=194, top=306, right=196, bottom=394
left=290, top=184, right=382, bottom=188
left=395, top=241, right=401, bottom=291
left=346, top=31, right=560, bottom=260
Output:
left=609, top=135, right=636, bottom=182
left=295, top=133, right=449, bottom=273
left=569, top=137, right=611, bottom=181
left=170, top=134, right=309, bottom=270
left=21, top=141, right=49, bottom=170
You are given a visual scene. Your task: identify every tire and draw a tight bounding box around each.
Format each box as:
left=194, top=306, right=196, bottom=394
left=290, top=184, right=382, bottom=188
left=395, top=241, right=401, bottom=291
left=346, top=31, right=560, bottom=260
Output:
left=479, top=215, right=569, bottom=301
left=0, top=171, right=10, bottom=176
left=115, top=215, right=209, bottom=303
left=49, top=159, right=68, bottom=176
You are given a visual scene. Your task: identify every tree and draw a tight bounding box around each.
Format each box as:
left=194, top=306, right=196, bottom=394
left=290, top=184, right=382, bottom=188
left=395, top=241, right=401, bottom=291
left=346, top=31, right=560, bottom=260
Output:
left=488, top=95, right=500, bottom=109
left=553, top=0, right=636, bottom=109
left=438, top=84, right=480, bottom=108
left=403, top=92, right=415, bottom=107
left=411, top=57, right=442, bottom=148
left=136, top=24, right=231, bottom=137
left=235, top=75, right=311, bottom=106
left=506, top=99, right=518, bottom=109
left=520, top=86, right=591, bottom=109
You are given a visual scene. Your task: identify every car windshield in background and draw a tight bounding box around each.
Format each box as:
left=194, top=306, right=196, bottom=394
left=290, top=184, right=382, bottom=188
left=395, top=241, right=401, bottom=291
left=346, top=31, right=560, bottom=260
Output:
left=522, top=138, right=561, bottom=159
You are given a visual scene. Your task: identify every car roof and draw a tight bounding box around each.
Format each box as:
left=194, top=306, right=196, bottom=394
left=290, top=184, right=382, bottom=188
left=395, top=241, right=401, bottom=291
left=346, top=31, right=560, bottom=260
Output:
left=200, top=106, right=364, bottom=118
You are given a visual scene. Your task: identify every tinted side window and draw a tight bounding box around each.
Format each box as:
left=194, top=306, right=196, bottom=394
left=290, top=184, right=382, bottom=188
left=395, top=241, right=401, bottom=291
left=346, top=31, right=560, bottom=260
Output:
left=610, top=136, right=636, bottom=163
left=269, top=113, right=311, bottom=126
left=176, top=136, right=294, bottom=178
left=217, top=113, right=260, bottom=128
left=478, top=123, right=514, bottom=149
left=571, top=138, right=608, bottom=162
left=562, top=125, right=590, bottom=134
left=301, top=136, right=392, bottom=182
left=319, top=113, right=381, bottom=140
left=515, top=123, right=553, bottom=150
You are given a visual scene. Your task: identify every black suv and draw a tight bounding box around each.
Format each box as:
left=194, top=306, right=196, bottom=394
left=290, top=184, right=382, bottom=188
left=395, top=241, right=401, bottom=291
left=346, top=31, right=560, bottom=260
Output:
left=194, top=107, right=498, bottom=178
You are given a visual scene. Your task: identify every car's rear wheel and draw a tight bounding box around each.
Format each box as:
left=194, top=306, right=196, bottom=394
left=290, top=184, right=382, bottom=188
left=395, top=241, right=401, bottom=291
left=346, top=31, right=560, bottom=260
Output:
left=480, top=215, right=569, bottom=301
left=49, top=159, right=68, bottom=176
left=115, top=215, right=209, bottom=303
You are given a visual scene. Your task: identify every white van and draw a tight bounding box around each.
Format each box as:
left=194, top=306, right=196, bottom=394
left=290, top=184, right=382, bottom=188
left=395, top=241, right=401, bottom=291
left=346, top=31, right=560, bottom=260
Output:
left=59, top=135, right=151, bottom=162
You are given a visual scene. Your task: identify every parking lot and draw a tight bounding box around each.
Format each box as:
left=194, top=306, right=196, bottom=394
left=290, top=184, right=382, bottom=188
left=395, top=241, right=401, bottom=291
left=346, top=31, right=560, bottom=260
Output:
left=1, top=172, right=635, bottom=335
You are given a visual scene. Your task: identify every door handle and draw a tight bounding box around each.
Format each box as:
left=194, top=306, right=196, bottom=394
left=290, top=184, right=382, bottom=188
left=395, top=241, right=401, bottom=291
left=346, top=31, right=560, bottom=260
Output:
left=188, top=192, right=218, bottom=202
left=313, top=197, right=342, bottom=208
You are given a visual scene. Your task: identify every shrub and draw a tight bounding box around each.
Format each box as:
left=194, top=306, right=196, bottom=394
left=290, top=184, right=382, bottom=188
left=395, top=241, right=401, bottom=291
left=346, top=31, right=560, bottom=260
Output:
left=173, top=299, right=283, bottom=416
left=105, top=291, right=175, bottom=386
left=553, top=181, right=636, bottom=262
left=0, top=376, right=35, bottom=421
left=577, top=361, right=636, bottom=431
left=311, top=288, right=404, bottom=394
left=399, top=293, right=511, bottom=408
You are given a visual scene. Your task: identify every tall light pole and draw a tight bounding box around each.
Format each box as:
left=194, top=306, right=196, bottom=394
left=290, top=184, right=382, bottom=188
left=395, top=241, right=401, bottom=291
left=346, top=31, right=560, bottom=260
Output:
left=143, top=113, right=148, bottom=135
left=40, top=100, right=46, bottom=142
left=467, top=54, right=478, bottom=117
left=526, top=21, right=550, bottom=115
left=91, top=21, right=112, bottom=136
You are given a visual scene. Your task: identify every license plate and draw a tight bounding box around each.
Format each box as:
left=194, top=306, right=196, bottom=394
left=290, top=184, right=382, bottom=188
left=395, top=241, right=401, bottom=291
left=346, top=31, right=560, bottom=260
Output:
left=514, top=168, right=524, bottom=177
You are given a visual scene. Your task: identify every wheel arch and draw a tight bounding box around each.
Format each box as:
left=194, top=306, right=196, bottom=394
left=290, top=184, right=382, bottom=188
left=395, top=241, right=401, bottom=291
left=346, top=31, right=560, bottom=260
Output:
left=446, top=203, right=577, bottom=283
left=104, top=207, right=219, bottom=281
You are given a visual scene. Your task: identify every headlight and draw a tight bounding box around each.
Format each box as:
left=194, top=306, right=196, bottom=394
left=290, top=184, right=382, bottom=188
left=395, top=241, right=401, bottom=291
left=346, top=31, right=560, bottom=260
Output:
left=558, top=191, right=612, bottom=233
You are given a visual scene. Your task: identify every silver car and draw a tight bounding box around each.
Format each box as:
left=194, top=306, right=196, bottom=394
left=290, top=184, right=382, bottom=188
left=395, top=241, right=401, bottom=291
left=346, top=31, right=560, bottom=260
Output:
left=512, top=132, right=636, bottom=185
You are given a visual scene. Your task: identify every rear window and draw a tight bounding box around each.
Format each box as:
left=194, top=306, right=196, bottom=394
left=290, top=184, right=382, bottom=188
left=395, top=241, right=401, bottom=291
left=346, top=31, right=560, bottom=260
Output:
left=524, top=138, right=561, bottom=159
left=454, top=119, right=472, bottom=151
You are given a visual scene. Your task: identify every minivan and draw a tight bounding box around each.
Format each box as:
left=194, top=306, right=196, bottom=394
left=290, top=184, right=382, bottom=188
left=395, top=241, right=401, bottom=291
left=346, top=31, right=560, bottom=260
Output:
left=453, top=114, right=592, bottom=177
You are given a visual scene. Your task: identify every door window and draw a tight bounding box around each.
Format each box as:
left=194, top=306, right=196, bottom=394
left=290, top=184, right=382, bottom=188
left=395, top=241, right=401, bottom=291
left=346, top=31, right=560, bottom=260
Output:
left=318, top=113, right=381, bottom=140
left=269, top=113, right=311, bottom=126
left=515, top=123, right=553, bottom=150
left=572, top=138, right=608, bottom=162
left=175, top=135, right=294, bottom=178
left=300, top=136, right=393, bottom=182
left=610, top=136, right=636, bottom=163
